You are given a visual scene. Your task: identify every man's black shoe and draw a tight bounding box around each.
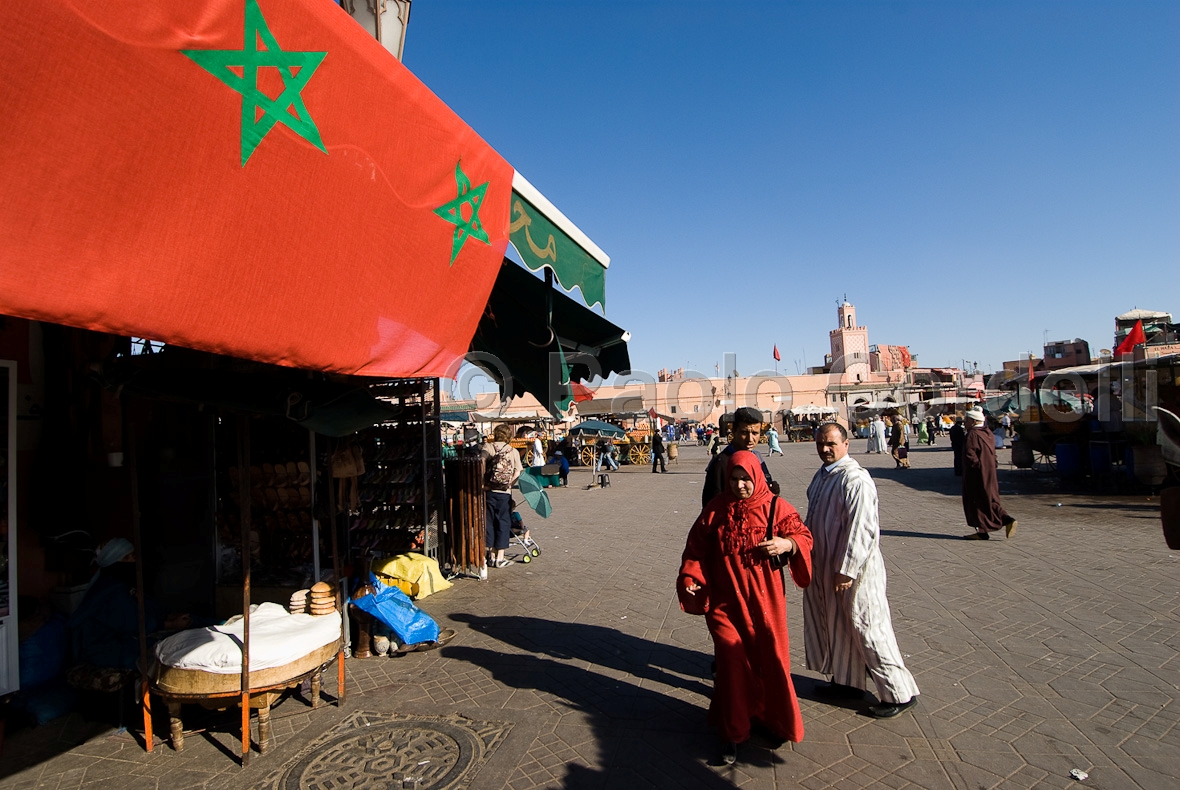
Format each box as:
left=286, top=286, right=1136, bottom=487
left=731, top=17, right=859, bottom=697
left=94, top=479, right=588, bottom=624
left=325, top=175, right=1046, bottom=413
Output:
left=867, top=696, right=918, bottom=718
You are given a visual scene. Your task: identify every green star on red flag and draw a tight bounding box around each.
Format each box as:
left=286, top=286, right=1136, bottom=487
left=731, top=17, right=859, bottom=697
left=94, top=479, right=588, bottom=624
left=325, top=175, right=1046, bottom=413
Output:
left=182, top=0, right=327, bottom=166
left=434, top=161, right=490, bottom=265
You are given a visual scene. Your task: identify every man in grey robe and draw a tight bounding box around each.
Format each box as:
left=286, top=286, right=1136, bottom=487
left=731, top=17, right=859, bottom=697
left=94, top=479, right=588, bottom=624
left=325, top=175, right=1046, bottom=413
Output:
left=869, top=415, right=887, bottom=454
left=802, top=422, right=920, bottom=718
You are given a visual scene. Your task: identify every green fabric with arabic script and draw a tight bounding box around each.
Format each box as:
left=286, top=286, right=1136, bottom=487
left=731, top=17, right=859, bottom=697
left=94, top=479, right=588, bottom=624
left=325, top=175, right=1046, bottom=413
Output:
left=509, top=193, right=607, bottom=309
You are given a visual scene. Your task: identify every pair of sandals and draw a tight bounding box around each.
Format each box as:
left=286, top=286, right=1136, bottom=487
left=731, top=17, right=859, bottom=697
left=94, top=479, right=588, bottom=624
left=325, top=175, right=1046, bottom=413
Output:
left=394, top=627, right=457, bottom=654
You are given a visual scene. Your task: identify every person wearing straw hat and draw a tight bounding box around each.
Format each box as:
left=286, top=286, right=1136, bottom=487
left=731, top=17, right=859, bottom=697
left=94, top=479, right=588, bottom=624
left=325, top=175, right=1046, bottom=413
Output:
left=961, top=406, right=1018, bottom=540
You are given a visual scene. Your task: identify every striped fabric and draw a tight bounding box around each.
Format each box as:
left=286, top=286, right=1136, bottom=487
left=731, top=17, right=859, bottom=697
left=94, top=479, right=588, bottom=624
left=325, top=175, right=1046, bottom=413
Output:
left=802, top=456, right=919, bottom=704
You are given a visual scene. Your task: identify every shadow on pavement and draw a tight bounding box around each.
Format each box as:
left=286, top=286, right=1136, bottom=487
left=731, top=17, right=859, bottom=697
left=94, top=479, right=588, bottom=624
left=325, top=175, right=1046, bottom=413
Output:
left=880, top=529, right=963, bottom=541
left=445, top=614, right=775, bottom=786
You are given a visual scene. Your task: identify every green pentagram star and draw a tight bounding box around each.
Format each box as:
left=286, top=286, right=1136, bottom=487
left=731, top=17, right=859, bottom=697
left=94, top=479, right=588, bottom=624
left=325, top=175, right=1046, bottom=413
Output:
left=434, top=162, right=491, bottom=265
left=182, top=0, right=327, bottom=166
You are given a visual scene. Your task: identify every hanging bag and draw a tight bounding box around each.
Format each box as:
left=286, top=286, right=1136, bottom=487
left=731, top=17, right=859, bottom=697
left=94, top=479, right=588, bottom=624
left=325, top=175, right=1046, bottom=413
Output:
left=765, top=496, right=790, bottom=569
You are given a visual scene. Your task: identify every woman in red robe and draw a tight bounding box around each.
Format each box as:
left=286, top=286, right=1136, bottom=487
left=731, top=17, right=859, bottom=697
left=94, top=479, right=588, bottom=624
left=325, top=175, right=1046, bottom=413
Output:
left=678, top=450, right=813, bottom=765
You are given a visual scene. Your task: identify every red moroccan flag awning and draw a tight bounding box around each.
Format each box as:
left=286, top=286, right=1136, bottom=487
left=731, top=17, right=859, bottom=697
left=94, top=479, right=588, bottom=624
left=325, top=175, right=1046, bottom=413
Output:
left=0, top=0, right=513, bottom=377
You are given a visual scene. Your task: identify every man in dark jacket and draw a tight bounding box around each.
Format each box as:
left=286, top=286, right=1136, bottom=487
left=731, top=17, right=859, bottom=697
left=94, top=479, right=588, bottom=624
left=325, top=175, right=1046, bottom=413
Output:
left=651, top=431, right=667, bottom=473
left=948, top=417, right=966, bottom=476
left=700, top=407, right=778, bottom=506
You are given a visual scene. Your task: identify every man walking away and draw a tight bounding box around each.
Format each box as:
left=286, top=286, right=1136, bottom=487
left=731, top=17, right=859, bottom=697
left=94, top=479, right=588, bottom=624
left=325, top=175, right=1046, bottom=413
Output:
left=802, top=423, right=920, bottom=718
left=961, top=407, right=1017, bottom=540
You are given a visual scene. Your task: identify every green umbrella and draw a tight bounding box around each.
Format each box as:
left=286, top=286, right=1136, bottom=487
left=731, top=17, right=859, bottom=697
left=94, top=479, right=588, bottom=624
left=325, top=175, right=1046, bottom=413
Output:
left=516, top=471, right=552, bottom=518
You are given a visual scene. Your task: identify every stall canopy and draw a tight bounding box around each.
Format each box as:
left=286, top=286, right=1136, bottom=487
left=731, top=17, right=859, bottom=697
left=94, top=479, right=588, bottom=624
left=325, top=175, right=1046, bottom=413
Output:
left=468, top=260, right=630, bottom=418
left=0, top=0, right=614, bottom=384
left=568, top=420, right=627, bottom=438
left=573, top=391, right=646, bottom=417
left=786, top=405, right=839, bottom=416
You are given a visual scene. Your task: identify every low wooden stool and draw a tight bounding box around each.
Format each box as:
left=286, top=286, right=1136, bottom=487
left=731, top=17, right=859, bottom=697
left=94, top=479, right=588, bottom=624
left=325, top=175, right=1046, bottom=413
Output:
left=598, top=473, right=611, bottom=487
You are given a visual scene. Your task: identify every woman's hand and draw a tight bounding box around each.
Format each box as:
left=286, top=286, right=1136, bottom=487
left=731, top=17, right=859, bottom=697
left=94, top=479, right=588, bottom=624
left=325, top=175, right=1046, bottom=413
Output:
left=834, top=574, right=854, bottom=592
left=757, top=537, right=795, bottom=559
left=683, top=579, right=702, bottom=595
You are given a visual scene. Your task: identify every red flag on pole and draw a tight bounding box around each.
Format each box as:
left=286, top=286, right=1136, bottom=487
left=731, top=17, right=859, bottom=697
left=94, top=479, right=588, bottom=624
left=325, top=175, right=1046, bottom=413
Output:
left=1114, top=320, right=1146, bottom=359
left=773, top=345, right=781, bottom=362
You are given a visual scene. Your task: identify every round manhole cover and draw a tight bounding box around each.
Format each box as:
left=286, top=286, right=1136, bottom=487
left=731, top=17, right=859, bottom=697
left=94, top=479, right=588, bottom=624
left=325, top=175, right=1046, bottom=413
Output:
left=280, top=719, right=482, bottom=789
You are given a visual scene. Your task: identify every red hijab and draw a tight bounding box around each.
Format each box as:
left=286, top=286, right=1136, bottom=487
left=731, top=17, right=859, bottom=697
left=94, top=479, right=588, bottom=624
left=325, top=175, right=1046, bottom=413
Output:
left=716, top=450, right=776, bottom=559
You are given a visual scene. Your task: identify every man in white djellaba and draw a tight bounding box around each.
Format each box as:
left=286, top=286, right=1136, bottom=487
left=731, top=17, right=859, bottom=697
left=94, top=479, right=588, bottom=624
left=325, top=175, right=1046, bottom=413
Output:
left=802, top=422, right=920, bottom=718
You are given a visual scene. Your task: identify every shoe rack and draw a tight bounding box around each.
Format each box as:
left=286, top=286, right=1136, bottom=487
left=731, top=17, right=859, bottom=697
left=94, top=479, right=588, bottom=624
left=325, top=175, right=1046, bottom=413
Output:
left=348, top=378, right=445, bottom=563
left=216, top=418, right=318, bottom=588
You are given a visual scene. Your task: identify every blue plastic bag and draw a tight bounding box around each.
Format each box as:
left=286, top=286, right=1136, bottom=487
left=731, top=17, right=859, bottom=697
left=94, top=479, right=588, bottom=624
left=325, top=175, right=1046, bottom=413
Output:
left=349, top=575, right=440, bottom=645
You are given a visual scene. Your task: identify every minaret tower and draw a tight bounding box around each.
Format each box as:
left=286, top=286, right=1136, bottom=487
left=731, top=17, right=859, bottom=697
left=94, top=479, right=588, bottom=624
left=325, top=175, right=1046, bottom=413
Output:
left=829, top=297, right=871, bottom=381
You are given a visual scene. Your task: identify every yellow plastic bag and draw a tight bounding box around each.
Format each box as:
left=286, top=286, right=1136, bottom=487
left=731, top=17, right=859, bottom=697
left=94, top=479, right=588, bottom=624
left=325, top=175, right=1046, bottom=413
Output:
left=371, top=553, right=452, bottom=599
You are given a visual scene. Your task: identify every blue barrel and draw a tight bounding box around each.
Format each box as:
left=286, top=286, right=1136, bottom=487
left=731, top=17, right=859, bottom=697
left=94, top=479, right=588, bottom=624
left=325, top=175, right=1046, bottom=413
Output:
left=1088, top=442, right=1112, bottom=476
left=1055, top=442, right=1083, bottom=478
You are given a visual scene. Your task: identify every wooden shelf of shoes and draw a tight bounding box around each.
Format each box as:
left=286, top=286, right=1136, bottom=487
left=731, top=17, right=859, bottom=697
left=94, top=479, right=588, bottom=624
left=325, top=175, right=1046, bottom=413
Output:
left=348, top=378, right=446, bottom=563
left=219, top=455, right=316, bottom=582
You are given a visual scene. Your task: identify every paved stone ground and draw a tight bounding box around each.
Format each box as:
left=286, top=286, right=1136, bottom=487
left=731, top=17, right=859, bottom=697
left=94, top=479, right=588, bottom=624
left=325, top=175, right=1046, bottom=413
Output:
left=1, top=440, right=1177, bottom=789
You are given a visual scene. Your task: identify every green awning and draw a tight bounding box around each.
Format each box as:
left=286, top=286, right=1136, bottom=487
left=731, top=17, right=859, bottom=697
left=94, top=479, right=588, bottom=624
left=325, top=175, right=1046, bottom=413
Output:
left=468, top=259, right=630, bottom=418
left=509, top=172, right=609, bottom=310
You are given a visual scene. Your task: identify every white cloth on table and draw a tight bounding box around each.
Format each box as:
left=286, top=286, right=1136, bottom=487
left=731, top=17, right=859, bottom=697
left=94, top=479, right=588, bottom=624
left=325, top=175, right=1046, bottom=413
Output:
left=154, top=602, right=340, bottom=674
left=802, top=456, right=919, bottom=704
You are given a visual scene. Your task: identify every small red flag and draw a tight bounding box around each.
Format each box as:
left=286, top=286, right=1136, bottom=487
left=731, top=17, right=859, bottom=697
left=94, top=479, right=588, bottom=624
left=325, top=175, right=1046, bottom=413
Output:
left=571, top=381, right=595, bottom=403
left=1114, top=320, right=1146, bottom=359
left=773, top=344, right=781, bottom=362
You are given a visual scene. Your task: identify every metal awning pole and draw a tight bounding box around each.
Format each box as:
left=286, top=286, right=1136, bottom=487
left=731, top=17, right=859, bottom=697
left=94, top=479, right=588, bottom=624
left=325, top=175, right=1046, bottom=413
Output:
left=237, top=416, right=252, bottom=765
left=325, top=437, right=346, bottom=703
left=309, top=429, right=320, bottom=581
left=126, top=397, right=153, bottom=751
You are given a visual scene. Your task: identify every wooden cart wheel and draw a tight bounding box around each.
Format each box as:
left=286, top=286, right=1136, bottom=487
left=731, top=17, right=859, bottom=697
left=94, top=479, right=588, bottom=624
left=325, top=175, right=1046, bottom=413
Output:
left=580, top=446, right=595, bottom=466
left=630, top=444, right=652, bottom=465
left=524, top=448, right=535, bottom=466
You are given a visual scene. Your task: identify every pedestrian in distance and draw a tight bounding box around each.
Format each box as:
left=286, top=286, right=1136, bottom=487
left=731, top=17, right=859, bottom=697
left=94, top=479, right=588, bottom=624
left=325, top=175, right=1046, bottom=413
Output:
left=802, top=423, right=920, bottom=718
left=870, top=414, right=887, bottom=454
left=595, top=437, right=619, bottom=472
left=651, top=430, right=667, bottom=473
left=949, top=416, right=966, bottom=476
left=886, top=416, right=909, bottom=469
left=766, top=425, right=783, bottom=456
left=678, top=451, right=813, bottom=765
left=961, top=407, right=1018, bottom=540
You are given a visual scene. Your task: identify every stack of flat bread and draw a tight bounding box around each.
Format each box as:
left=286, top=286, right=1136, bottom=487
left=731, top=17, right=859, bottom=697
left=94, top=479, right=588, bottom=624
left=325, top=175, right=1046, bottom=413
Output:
left=309, top=581, right=336, bottom=616
left=288, top=588, right=309, bottom=614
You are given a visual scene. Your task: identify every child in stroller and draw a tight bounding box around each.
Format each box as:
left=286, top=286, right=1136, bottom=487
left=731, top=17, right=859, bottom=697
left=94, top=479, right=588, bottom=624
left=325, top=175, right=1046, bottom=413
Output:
left=510, top=500, right=541, bottom=563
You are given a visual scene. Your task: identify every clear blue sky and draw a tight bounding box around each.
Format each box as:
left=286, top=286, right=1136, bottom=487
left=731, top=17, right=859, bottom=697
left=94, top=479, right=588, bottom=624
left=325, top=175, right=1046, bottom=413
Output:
left=404, top=0, right=1179, bottom=378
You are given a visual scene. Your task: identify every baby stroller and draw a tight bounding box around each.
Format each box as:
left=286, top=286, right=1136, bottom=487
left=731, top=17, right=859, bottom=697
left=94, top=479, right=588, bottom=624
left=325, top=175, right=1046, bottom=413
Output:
left=510, top=502, right=541, bottom=563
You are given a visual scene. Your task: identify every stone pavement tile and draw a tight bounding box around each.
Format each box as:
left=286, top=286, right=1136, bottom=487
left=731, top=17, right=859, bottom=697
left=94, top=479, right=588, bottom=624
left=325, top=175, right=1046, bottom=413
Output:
left=992, top=764, right=1055, bottom=789
left=1093, top=759, right=1178, bottom=790
left=887, top=758, right=958, bottom=789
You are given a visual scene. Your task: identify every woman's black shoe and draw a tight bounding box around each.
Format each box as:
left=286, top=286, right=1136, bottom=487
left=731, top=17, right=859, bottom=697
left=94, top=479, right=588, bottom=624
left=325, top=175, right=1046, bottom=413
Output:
left=720, top=741, right=738, bottom=765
